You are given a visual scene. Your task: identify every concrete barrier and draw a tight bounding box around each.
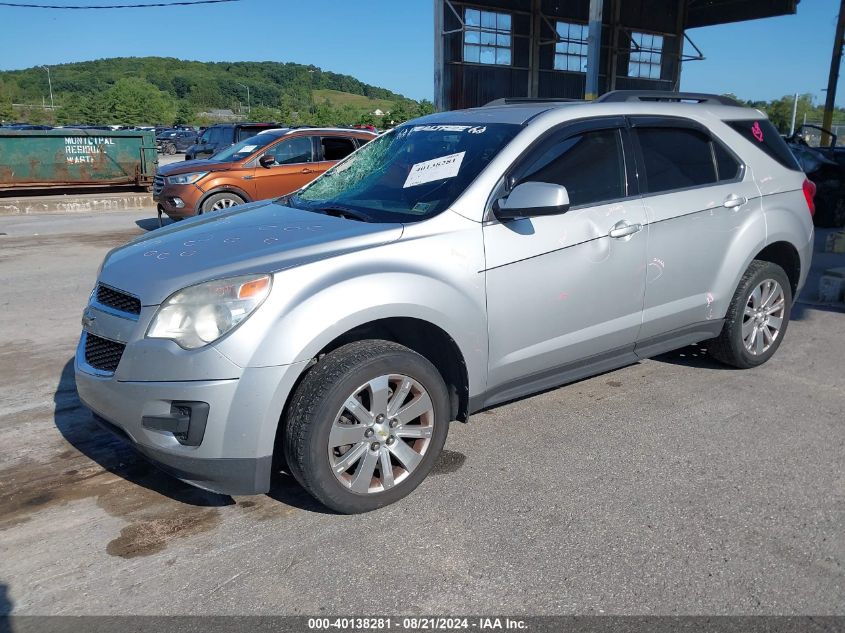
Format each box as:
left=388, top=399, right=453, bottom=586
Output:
left=0, top=192, right=155, bottom=216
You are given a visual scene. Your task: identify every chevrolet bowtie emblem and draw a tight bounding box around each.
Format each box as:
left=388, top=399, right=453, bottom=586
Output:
left=81, top=307, right=96, bottom=329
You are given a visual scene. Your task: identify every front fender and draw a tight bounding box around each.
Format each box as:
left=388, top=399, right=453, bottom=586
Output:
left=214, top=213, right=488, bottom=396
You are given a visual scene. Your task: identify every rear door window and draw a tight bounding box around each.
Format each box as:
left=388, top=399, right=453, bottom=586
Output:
left=516, top=128, right=626, bottom=207
left=321, top=136, right=357, bottom=161
left=635, top=127, right=717, bottom=193
left=208, top=127, right=229, bottom=146
left=726, top=119, right=802, bottom=171
left=713, top=140, right=741, bottom=181
left=238, top=126, right=268, bottom=142
left=268, top=136, right=313, bottom=165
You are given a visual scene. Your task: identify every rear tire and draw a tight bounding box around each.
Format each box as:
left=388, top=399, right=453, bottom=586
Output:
left=283, top=340, right=450, bottom=514
left=200, top=192, right=245, bottom=213
left=707, top=260, right=792, bottom=369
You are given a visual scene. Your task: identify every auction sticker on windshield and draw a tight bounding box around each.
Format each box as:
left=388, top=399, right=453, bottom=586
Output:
left=403, top=151, right=465, bottom=188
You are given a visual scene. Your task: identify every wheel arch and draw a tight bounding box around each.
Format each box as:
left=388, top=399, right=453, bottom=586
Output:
left=196, top=186, right=252, bottom=212
left=752, top=240, right=801, bottom=297
left=280, top=316, right=470, bottom=428
left=270, top=316, right=472, bottom=481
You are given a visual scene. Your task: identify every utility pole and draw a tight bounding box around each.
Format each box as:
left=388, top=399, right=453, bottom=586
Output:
left=41, top=65, right=54, bottom=111
left=584, top=0, right=603, bottom=100
left=822, top=0, right=845, bottom=147
left=237, top=83, right=250, bottom=115
left=790, top=92, right=799, bottom=136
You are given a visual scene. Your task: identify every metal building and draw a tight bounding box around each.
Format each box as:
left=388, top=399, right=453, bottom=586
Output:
left=434, top=0, right=800, bottom=110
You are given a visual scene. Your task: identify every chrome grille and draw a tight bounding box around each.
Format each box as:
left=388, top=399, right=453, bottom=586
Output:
left=153, top=174, right=165, bottom=197
left=84, top=334, right=126, bottom=373
left=95, top=284, right=141, bottom=315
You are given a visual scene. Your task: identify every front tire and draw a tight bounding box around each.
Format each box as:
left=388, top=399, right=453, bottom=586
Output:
left=708, top=260, right=792, bottom=369
left=283, top=340, right=450, bottom=514
left=200, top=192, right=245, bottom=213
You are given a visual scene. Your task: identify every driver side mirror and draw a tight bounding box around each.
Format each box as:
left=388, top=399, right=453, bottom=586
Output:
left=494, top=181, right=570, bottom=220
left=258, top=154, right=275, bottom=169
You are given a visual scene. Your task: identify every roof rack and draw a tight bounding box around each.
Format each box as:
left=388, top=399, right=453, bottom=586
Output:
left=596, top=91, right=741, bottom=106
left=484, top=97, right=582, bottom=107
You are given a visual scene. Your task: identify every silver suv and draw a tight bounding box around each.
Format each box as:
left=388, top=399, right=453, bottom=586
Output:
left=76, top=92, right=815, bottom=513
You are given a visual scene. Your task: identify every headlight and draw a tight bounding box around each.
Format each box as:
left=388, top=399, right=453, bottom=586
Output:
left=167, top=171, right=208, bottom=185
left=146, top=274, right=271, bottom=349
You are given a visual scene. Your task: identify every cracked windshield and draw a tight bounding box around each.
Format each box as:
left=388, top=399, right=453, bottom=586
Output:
left=293, top=123, right=520, bottom=221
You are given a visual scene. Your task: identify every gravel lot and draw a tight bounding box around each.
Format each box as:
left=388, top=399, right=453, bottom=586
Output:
left=0, top=210, right=842, bottom=616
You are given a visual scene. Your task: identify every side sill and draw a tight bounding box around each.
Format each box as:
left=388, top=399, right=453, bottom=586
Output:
left=470, top=345, right=637, bottom=414
left=634, top=320, right=725, bottom=360
left=467, top=320, right=725, bottom=417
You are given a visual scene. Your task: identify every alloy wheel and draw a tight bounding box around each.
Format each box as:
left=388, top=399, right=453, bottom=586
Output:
left=328, top=374, right=435, bottom=494
left=742, top=278, right=785, bottom=356
left=211, top=197, right=239, bottom=211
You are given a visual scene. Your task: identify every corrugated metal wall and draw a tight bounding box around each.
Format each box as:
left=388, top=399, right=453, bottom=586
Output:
left=436, top=0, right=798, bottom=110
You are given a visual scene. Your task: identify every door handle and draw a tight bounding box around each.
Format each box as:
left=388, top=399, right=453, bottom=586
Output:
left=723, top=194, right=747, bottom=208
left=608, top=221, right=643, bottom=239
left=300, top=168, right=314, bottom=174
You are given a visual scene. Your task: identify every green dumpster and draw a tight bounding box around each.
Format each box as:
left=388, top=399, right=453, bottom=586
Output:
left=0, top=129, right=158, bottom=191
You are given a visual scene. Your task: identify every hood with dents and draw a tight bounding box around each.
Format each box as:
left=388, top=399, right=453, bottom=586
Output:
left=156, top=158, right=237, bottom=176
left=99, top=201, right=403, bottom=305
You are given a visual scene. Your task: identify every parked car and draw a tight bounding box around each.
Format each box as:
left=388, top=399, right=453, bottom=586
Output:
left=2, top=123, right=52, bottom=130
left=786, top=125, right=845, bottom=227
left=787, top=142, right=845, bottom=228
left=156, top=129, right=198, bottom=155
left=154, top=127, right=374, bottom=223
left=185, top=122, right=279, bottom=160
left=77, top=92, right=813, bottom=513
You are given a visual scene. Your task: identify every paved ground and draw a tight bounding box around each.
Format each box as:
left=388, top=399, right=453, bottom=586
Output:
left=158, top=153, right=185, bottom=168
left=0, top=210, right=842, bottom=616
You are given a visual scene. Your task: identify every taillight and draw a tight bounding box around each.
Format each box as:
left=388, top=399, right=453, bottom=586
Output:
left=803, top=179, right=816, bottom=217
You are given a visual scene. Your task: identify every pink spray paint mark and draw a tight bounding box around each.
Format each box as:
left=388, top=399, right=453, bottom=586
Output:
left=751, top=121, right=764, bottom=142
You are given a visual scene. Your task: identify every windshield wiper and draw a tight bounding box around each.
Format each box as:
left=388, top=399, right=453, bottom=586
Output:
left=307, top=205, right=375, bottom=223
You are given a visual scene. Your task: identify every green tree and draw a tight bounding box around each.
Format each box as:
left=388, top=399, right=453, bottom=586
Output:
left=249, top=104, right=279, bottom=122
left=386, top=102, right=410, bottom=126
left=188, top=78, right=222, bottom=107
left=416, top=99, right=435, bottom=117
left=173, top=100, right=195, bottom=126
left=0, top=96, right=14, bottom=123
left=55, top=93, right=83, bottom=125
left=762, top=94, right=814, bottom=132
left=23, top=106, right=48, bottom=124
left=101, top=78, right=175, bottom=125
left=81, top=93, right=108, bottom=124
left=358, top=112, right=377, bottom=126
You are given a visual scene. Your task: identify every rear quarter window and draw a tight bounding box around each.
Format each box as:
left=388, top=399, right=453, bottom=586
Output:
left=238, top=127, right=267, bottom=142
left=636, top=127, right=717, bottom=193
left=726, top=119, right=801, bottom=171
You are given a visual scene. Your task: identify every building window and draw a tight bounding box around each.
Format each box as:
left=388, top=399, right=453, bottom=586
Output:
left=554, top=21, right=588, bottom=72
left=628, top=31, right=663, bottom=79
left=464, top=8, right=512, bottom=66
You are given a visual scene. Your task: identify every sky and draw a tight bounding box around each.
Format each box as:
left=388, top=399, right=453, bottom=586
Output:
left=0, top=0, right=842, bottom=107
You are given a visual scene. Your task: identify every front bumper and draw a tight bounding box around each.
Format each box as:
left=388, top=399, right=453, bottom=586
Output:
left=154, top=183, right=202, bottom=219
left=75, top=334, right=308, bottom=496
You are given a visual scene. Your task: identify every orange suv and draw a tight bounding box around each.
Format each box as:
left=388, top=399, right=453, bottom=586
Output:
left=154, top=127, right=376, bottom=223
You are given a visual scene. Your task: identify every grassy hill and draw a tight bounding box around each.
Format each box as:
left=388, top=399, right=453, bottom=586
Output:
left=0, top=57, right=430, bottom=126
left=312, top=89, right=397, bottom=114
